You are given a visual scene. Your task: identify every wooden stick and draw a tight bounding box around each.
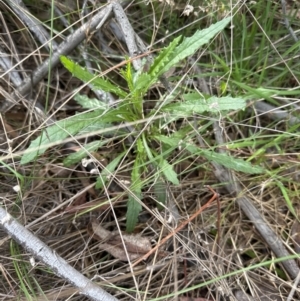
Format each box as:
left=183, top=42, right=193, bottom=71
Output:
left=132, top=186, right=218, bottom=267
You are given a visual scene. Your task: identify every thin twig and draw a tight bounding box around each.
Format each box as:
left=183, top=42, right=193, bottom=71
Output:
left=62, top=4, right=115, bottom=104
left=254, top=101, right=300, bottom=126
left=111, top=0, right=173, bottom=91
left=286, top=273, right=300, bottom=301
left=287, top=269, right=300, bottom=301
left=0, top=45, right=23, bottom=87
left=0, top=46, right=53, bottom=126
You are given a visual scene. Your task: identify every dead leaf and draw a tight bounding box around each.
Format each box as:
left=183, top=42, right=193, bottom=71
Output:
left=89, top=219, right=152, bottom=261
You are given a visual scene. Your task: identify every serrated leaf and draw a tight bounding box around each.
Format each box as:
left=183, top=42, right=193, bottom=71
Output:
left=157, top=136, right=264, bottom=174
left=155, top=135, right=181, bottom=147
left=60, top=56, right=127, bottom=98
left=183, top=93, right=246, bottom=109
left=163, top=95, right=246, bottom=116
left=234, top=85, right=300, bottom=104
left=120, top=59, right=134, bottom=92
left=154, top=125, right=192, bottom=148
left=186, top=144, right=264, bottom=174
left=74, top=94, right=110, bottom=110
left=21, top=109, right=114, bottom=165
left=148, top=35, right=181, bottom=79
left=157, top=17, right=231, bottom=76
left=158, top=159, right=179, bottom=185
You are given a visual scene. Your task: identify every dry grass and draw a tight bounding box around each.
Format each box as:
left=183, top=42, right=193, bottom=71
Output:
left=1, top=0, right=300, bottom=300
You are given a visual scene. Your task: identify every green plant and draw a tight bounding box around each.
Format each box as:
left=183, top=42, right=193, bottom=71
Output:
left=21, top=16, right=264, bottom=232
left=11, top=241, right=39, bottom=300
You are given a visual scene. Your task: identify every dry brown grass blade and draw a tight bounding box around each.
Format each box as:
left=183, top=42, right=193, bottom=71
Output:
left=132, top=186, right=218, bottom=267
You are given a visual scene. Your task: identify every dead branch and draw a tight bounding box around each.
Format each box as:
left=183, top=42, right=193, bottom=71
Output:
left=8, top=0, right=58, bottom=51
left=0, top=206, right=119, bottom=301
left=0, top=4, right=113, bottom=113
left=110, top=0, right=141, bottom=70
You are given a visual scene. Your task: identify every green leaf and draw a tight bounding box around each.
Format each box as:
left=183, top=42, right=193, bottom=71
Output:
left=163, top=95, right=246, bottom=116
left=154, top=125, right=194, bottom=147
left=157, top=136, right=264, bottom=174
left=95, top=151, right=126, bottom=189
left=60, top=56, right=127, bottom=98
left=126, top=157, right=143, bottom=232
left=74, top=94, right=110, bottom=110
left=133, top=73, right=152, bottom=92
left=154, top=178, right=167, bottom=209
left=21, top=109, right=112, bottom=165
left=233, top=82, right=300, bottom=99
left=63, top=140, right=107, bottom=167
left=141, top=18, right=230, bottom=88
left=120, top=58, right=134, bottom=92
left=148, top=35, right=181, bottom=80
left=157, top=17, right=231, bottom=76
left=158, top=159, right=179, bottom=185
left=126, top=195, right=142, bottom=233
left=186, top=144, right=264, bottom=174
